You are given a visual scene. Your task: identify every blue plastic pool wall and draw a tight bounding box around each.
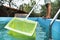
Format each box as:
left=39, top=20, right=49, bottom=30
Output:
left=52, top=20, right=60, bottom=40
left=0, top=17, right=60, bottom=40
left=38, top=17, right=60, bottom=40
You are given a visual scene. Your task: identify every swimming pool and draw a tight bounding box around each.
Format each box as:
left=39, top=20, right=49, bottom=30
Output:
left=0, top=17, right=60, bottom=40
